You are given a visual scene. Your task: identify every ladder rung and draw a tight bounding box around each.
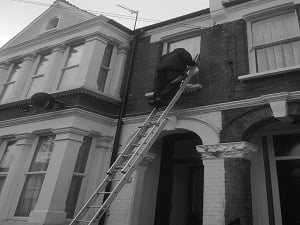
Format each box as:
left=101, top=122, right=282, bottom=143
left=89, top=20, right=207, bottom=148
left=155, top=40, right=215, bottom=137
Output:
left=98, top=191, right=112, bottom=194
left=88, top=205, right=101, bottom=208
left=77, top=220, right=91, bottom=223
left=131, top=143, right=140, bottom=147
left=138, top=133, right=147, bottom=137
left=121, top=154, right=133, bottom=158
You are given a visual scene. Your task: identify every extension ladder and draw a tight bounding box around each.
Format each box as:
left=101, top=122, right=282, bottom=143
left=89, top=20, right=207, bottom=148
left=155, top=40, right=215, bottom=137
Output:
left=69, top=55, right=200, bottom=225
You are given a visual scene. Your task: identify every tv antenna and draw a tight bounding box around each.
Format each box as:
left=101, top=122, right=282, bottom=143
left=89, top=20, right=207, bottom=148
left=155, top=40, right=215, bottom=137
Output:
left=117, top=4, right=139, bottom=30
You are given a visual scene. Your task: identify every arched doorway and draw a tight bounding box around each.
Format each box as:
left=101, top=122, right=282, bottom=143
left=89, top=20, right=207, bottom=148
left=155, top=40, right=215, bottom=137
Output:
left=153, top=131, right=203, bottom=225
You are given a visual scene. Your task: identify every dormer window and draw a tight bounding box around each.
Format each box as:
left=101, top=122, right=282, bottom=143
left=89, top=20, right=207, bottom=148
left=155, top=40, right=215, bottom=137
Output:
left=45, top=17, right=59, bottom=31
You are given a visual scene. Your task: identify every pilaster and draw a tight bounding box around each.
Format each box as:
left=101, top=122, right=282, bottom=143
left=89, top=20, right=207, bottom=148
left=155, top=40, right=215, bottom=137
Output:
left=197, top=141, right=257, bottom=225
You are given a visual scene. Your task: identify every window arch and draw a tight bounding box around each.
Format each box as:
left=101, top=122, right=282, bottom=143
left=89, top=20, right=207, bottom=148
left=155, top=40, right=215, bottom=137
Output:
left=45, top=17, right=59, bottom=31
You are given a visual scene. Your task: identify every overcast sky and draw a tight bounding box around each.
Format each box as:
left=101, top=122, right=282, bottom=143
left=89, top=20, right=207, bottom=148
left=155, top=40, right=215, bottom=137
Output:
left=0, top=0, right=210, bottom=48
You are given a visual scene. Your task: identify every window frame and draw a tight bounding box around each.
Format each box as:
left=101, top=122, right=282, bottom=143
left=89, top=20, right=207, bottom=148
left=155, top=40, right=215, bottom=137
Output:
left=57, top=43, right=84, bottom=90
left=13, top=134, right=55, bottom=218
left=0, top=139, right=17, bottom=195
left=0, top=62, right=22, bottom=103
left=241, top=3, right=300, bottom=80
left=25, top=53, right=51, bottom=97
left=163, top=34, right=201, bottom=86
left=43, top=17, right=60, bottom=33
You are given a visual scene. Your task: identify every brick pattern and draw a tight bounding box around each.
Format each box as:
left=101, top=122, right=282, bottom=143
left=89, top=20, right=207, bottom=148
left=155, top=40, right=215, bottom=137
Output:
left=224, top=158, right=252, bottom=225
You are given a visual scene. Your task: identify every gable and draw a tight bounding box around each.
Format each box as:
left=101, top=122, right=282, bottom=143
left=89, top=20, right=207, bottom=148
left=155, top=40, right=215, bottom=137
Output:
left=3, top=0, right=96, bottom=48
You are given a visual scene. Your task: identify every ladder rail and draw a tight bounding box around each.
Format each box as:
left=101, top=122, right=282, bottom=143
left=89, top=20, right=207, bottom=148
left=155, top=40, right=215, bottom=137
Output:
left=87, top=118, right=170, bottom=225
left=70, top=53, right=200, bottom=225
left=107, top=107, right=158, bottom=174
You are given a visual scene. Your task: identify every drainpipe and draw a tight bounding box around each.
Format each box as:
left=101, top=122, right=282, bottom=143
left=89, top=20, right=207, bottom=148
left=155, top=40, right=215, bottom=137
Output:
left=99, top=29, right=144, bottom=225
left=110, top=29, right=144, bottom=167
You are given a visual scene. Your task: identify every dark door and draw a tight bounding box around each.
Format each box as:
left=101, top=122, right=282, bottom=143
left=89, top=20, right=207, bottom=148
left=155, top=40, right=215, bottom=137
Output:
left=154, top=135, right=175, bottom=225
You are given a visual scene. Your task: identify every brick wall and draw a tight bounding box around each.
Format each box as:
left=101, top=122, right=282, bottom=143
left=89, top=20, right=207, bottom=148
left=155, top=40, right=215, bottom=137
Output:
left=125, top=6, right=300, bottom=117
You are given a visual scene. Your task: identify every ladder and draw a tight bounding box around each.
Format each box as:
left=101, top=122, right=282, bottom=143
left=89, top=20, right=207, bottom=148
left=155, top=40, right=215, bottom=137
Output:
left=69, top=55, right=200, bottom=225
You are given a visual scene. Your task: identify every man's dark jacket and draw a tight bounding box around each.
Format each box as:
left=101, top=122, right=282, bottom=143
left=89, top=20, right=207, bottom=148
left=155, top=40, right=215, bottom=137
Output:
left=156, top=48, right=195, bottom=72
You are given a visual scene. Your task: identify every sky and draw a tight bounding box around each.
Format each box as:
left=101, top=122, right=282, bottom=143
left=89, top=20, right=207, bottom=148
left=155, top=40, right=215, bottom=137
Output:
left=0, top=0, right=210, bottom=48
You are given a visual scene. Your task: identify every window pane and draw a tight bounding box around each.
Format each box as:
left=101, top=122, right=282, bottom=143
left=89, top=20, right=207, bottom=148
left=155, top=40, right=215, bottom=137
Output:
left=169, top=36, right=201, bottom=58
left=35, top=54, right=51, bottom=75
left=0, top=176, right=6, bottom=194
left=9, top=63, right=22, bottom=82
left=1, top=83, right=15, bottom=102
left=65, top=176, right=83, bottom=218
left=0, top=141, right=17, bottom=172
left=26, top=76, right=44, bottom=97
left=273, top=133, right=300, bottom=157
left=29, top=135, right=55, bottom=172
left=97, top=68, right=108, bottom=92
left=15, top=174, right=44, bottom=217
left=65, top=45, right=84, bottom=67
left=58, top=66, right=79, bottom=89
left=276, top=160, right=300, bottom=225
left=252, top=12, right=300, bottom=46
left=101, top=44, right=113, bottom=67
left=46, top=18, right=59, bottom=30
left=74, top=136, right=92, bottom=173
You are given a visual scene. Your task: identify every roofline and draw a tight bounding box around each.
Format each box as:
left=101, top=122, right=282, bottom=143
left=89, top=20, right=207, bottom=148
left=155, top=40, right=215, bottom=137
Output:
left=133, top=8, right=210, bottom=33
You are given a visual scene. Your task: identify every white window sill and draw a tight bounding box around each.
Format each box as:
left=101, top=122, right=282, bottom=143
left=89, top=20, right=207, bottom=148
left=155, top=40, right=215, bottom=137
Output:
left=238, top=65, right=300, bottom=81
left=145, top=83, right=202, bottom=98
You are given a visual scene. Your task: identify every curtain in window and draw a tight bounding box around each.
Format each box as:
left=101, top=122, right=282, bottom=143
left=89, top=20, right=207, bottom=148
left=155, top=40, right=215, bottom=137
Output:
left=15, top=175, right=44, bottom=217
left=252, top=12, right=300, bottom=72
left=168, top=36, right=201, bottom=59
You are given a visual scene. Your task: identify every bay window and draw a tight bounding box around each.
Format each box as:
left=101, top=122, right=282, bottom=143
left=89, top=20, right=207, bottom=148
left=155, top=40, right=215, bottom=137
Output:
left=57, top=44, right=84, bottom=90
left=15, top=135, right=55, bottom=217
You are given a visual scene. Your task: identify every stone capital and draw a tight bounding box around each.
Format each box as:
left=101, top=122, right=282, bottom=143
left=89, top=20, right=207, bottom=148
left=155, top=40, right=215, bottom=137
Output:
left=197, top=141, right=257, bottom=159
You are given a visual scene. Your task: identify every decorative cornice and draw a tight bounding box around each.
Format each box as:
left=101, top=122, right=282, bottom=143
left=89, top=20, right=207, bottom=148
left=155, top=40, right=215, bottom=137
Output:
left=196, top=141, right=257, bottom=159
left=52, top=127, right=90, bottom=136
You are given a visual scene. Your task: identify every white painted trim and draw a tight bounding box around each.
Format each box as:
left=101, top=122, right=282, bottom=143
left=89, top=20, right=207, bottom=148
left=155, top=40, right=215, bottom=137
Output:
left=0, top=108, right=117, bottom=129
left=238, top=65, right=300, bottom=80
left=124, top=91, right=300, bottom=125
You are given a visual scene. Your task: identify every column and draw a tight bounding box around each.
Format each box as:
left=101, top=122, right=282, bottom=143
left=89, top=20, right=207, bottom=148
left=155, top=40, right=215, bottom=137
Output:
left=0, top=133, right=34, bottom=219
left=78, top=34, right=107, bottom=89
left=44, top=44, right=67, bottom=93
left=107, top=45, right=129, bottom=98
left=197, top=141, right=257, bottom=225
left=29, top=128, right=89, bottom=224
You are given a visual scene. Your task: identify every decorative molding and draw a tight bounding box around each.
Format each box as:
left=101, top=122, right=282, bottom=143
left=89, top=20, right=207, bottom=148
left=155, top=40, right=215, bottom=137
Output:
left=52, top=127, right=90, bottom=136
left=124, top=91, right=300, bottom=125
left=0, top=108, right=117, bottom=129
left=196, top=141, right=257, bottom=159
left=0, top=61, right=9, bottom=70
left=95, top=135, right=114, bottom=150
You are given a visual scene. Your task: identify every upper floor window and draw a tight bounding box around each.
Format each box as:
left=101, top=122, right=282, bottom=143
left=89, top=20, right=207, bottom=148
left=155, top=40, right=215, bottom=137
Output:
left=57, top=44, right=84, bottom=90
left=166, top=36, right=201, bottom=84
left=15, top=135, right=55, bottom=217
left=45, top=17, right=59, bottom=31
left=97, top=44, right=113, bottom=92
left=26, top=53, right=51, bottom=97
left=0, top=62, right=22, bottom=102
left=246, top=5, right=300, bottom=74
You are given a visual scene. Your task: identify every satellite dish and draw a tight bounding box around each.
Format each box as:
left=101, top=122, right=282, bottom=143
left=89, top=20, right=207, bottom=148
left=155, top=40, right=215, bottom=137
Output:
left=31, top=92, right=63, bottom=110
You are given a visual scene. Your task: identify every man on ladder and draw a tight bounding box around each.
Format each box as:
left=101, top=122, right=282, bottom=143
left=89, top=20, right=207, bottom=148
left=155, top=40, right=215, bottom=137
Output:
left=148, top=48, right=196, bottom=107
